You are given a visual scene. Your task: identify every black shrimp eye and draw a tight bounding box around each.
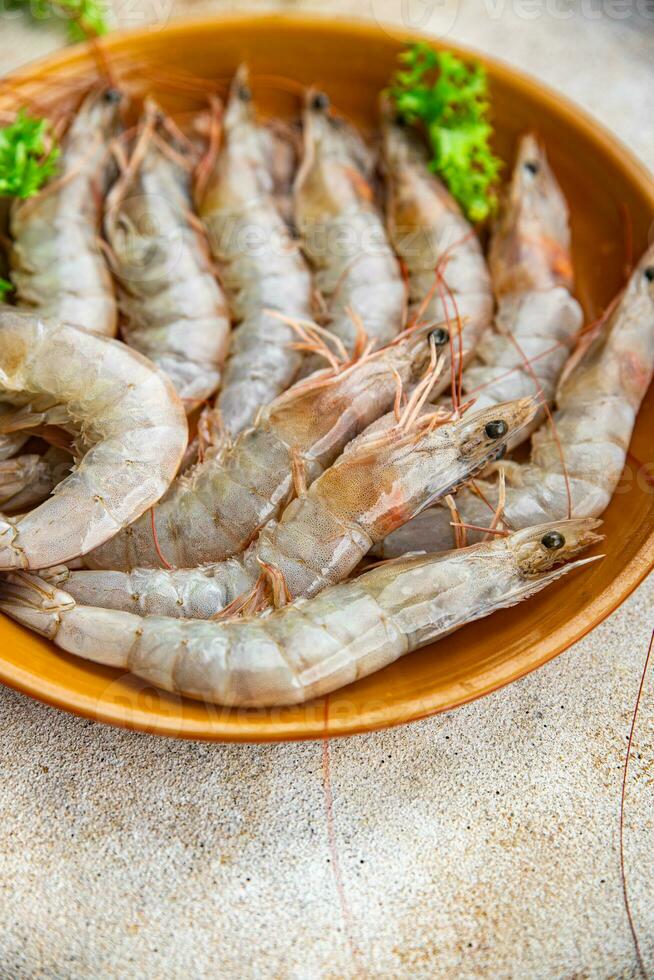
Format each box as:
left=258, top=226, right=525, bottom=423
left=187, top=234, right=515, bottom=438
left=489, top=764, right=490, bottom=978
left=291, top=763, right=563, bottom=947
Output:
left=429, top=327, right=449, bottom=346
left=524, top=160, right=539, bottom=175
left=238, top=84, right=252, bottom=103
left=541, top=530, right=565, bottom=550
left=484, top=419, right=508, bottom=439
left=644, top=266, right=654, bottom=283
left=103, top=88, right=122, bottom=104
left=310, top=91, right=330, bottom=111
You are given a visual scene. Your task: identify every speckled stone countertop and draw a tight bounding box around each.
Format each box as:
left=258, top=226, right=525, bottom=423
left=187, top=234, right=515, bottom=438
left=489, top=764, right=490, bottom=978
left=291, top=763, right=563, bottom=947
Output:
left=1, top=4, right=653, bottom=977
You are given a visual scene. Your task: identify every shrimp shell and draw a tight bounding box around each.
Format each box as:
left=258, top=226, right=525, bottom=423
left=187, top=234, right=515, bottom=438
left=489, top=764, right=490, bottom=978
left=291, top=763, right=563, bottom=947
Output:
left=0, top=309, right=187, bottom=569
left=64, top=396, right=536, bottom=618
left=9, top=87, right=123, bottom=337
left=0, top=519, right=602, bottom=707
left=375, top=244, right=654, bottom=557
left=380, top=106, right=493, bottom=396
left=104, top=101, right=230, bottom=407
left=199, top=67, right=313, bottom=436
left=294, top=92, right=404, bottom=366
left=457, top=135, right=582, bottom=442
left=84, top=322, right=440, bottom=571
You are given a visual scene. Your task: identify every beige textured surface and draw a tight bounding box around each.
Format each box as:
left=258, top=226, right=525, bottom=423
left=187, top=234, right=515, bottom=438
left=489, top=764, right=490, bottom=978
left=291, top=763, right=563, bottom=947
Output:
left=1, top=3, right=653, bottom=977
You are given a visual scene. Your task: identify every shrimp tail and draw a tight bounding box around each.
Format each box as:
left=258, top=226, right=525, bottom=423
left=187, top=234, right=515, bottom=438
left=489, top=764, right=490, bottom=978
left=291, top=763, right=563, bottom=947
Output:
left=0, top=572, right=135, bottom=669
left=0, top=572, right=75, bottom=639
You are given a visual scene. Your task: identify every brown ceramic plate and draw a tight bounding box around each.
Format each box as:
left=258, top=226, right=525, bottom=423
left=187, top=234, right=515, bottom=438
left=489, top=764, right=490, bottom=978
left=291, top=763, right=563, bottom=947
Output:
left=0, top=13, right=652, bottom=741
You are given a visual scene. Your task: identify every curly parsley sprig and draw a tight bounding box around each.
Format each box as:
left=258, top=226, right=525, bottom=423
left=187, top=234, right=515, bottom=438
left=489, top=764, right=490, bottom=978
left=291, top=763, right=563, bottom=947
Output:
left=390, top=44, right=502, bottom=222
left=0, top=278, right=14, bottom=300
left=0, top=110, right=60, bottom=199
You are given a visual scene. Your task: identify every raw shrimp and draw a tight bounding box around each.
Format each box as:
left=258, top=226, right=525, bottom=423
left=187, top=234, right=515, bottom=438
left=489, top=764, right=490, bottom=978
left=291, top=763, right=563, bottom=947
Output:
left=457, top=134, right=582, bottom=440
left=0, top=308, right=187, bottom=569
left=104, top=100, right=230, bottom=407
left=0, top=518, right=602, bottom=707
left=198, top=67, right=313, bottom=435
left=375, top=244, right=654, bottom=557
left=295, top=91, right=404, bottom=366
left=84, top=320, right=446, bottom=571
left=62, top=395, right=536, bottom=618
left=0, top=447, right=70, bottom=511
left=9, top=87, right=123, bottom=337
left=380, top=104, right=493, bottom=396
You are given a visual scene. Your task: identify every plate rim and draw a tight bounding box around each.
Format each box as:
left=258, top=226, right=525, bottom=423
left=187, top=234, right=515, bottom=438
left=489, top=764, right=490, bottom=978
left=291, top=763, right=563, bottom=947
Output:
left=1, top=10, right=653, bottom=742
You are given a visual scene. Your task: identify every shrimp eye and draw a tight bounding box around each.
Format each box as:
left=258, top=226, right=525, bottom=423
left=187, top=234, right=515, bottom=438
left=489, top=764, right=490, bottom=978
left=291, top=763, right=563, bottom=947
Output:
left=484, top=419, right=508, bottom=439
left=103, top=88, right=122, bottom=104
left=311, top=92, right=330, bottom=111
left=541, top=530, right=565, bottom=550
left=524, top=160, right=539, bottom=175
left=429, top=327, right=449, bottom=346
left=644, top=266, right=654, bottom=283
left=238, top=85, right=252, bottom=103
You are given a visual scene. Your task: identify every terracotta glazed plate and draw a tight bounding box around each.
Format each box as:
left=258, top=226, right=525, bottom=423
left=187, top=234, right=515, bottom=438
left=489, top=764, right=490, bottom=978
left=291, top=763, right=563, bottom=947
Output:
left=0, top=13, right=653, bottom=741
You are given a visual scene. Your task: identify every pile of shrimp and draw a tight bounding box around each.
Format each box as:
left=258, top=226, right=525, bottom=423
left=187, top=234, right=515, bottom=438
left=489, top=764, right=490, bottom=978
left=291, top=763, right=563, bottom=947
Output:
left=0, top=57, right=652, bottom=709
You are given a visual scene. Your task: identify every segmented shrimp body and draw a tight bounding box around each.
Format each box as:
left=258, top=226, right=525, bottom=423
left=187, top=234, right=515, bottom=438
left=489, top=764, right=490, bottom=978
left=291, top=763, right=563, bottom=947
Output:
left=375, top=246, right=654, bottom=557
left=380, top=108, right=493, bottom=394
left=65, top=395, right=536, bottom=618
left=199, top=68, right=313, bottom=436
left=295, top=93, right=404, bottom=365
left=10, top=88, right=123, bottom=337
left=104, top=101, right=230, bottom=407
left=0, top=309, right=187, bottom=569
left=0, top=519, right=601, bottom=706
left=458, top=135, right=582, bottom=440
left=84, top=322, right=439, bottom=571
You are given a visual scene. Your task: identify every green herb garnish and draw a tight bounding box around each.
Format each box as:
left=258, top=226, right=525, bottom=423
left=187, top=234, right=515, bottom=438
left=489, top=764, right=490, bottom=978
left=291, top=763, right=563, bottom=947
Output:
left=390, top=43, right=502, bottom=222
left=0, top=278, right=13, bottom=300
left=8, top=0, right=108, bottom=42
left=0, top=110, right=60, bottom=199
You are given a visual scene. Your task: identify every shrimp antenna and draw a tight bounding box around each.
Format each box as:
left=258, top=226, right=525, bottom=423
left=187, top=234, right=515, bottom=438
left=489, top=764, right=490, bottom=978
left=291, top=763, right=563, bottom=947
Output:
left=444, top=494, right=467, bottom=549
left=503, top=330, right=573, bottom=519
left=194, top=96, right=222, bottom=203
left=269, top=311, right=349, bottom=371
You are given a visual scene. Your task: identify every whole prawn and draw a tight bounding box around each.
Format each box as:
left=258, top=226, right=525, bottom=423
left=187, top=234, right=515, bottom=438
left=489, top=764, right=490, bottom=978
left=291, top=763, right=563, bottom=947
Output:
left=199, top=67, right=313, bottom=435
left=104, top=100, right=230, bottom=407
left=0, top=308, right=187, bottom=569
left=294, top=91, right=404, bottom=365
left=375, top=244, right=654, bottom=557
left=457, top=134, right=582, bottom=440
left=9, top=87, right=123, bottom=337
left=57, top=394, right=536, bottom=618
left=0, top=518, right=602, bottom=707
left=84, top=320, right=446, bottom=571
left=380, top=104, right=493, bottom=396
